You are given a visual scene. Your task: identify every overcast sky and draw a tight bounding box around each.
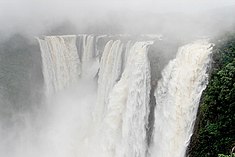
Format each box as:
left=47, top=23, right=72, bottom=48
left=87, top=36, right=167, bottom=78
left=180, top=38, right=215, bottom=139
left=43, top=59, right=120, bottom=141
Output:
left=1, top=0, right=235, bottom=13
left=0, top=0, right=235, bottom=36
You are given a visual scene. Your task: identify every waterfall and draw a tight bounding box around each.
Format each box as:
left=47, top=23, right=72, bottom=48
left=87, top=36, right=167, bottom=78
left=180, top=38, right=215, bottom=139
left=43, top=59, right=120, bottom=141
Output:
left=100, top=41, right=152, bottom=157
left=36, top=35, right=213, bottom=157
left=37, top=35, right=81, bottom=94
left=82, top=35, right=95, bottom=62
left=38, top=35, right=101, bottom=95
left=151, top=40, right=213, bottom=157
left=95, top=40, right=124, bottom=123
left=78, top=34, right=100, bottom=79
left=116, top=41, right=152, bottom=157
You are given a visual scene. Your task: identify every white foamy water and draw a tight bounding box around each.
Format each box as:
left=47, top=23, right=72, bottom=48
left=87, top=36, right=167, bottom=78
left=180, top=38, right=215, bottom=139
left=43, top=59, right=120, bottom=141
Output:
left=151, top=40, right=213, bottom=157
left=99, top=41, right=152, bottom=157
left=94, top=40, right=124, bottom=123
left=37, top=35, right=81, bottom=95
left=12, top=35, right=213, bottom=157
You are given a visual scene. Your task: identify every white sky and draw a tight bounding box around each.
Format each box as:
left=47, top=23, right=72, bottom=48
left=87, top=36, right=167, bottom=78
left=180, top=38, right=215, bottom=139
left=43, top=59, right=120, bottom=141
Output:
left=1, top=0, right=235, bottom=13
left=0, top=0, right=234, bottom=35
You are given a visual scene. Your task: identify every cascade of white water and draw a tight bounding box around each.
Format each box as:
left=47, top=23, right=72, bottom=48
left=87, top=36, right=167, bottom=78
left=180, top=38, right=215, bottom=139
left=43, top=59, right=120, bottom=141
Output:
left=151, top=40, right=213, bottom=157
left=37, top=35, right=81, bottom=95
left=99, top=41, right=153, bottom=157
left=118, top=41, right=152, bottom=157
left=82, top=35, right=95, bottom=62
left=123, top=41, right=133, bottom=70
left=94, top=40, right=124, bottom=123
left=36, top=34, right=213, bottom=157
left=80, top=35, right=100, bottom=78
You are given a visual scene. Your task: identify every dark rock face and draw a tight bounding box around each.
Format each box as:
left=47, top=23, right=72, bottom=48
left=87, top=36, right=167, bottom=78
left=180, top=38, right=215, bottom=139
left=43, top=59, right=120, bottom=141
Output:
left=0, top=33, right=44, bottom=126
left=146, top=39, right=180, bottom=150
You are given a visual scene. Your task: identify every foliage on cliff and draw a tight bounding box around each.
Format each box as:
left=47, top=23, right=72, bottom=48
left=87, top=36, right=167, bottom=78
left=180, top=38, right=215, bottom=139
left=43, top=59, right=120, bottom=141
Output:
left=189, top=33, right=235, bottom=157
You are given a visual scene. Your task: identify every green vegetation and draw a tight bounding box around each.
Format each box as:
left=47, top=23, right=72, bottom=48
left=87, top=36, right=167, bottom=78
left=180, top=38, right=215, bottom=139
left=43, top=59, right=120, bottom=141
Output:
left=188, top=33, right=235, bottom=157
left=218, top=153, right=235, bottom=157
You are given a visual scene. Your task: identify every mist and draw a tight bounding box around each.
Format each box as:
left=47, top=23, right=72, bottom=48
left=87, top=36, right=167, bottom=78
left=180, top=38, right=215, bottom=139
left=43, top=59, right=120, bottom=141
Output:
left=1, top=0, right=235, bottom=38
left=0, top=0, right=235, bottom=157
